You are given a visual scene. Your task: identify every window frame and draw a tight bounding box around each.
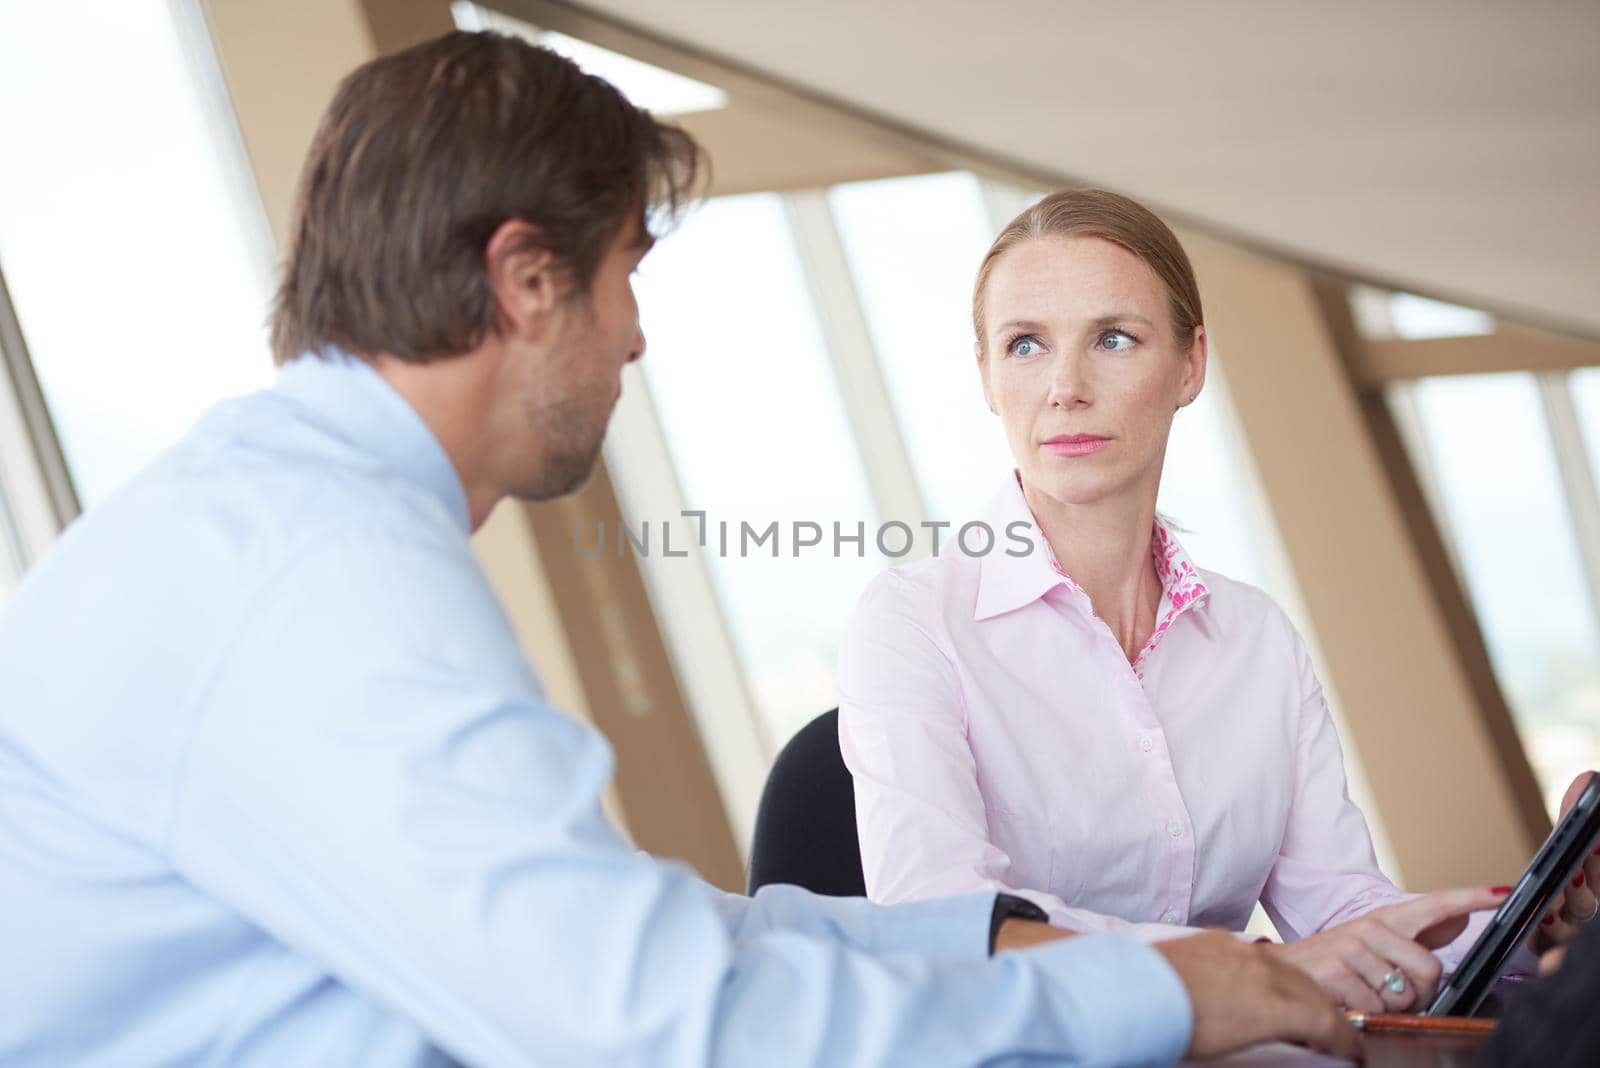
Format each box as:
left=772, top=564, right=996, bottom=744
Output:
left=0, top=262, right=76, bottom=571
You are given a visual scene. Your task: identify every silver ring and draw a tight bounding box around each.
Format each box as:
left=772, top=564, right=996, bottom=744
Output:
left=1571, top=897, right=1600, bottom=923
left=1381, top=970, right=1408, bottom=996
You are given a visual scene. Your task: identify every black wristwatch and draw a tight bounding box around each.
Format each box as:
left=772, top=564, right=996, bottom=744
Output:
left=988, top=893, right=1049, bottom=954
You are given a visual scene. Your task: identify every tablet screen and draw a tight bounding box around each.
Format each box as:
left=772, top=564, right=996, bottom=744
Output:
left=1427, top=773, right=1600, bottom=1017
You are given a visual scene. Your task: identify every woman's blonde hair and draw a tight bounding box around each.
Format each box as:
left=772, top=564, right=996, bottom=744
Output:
left=972, top=188, right=1203, bottom=352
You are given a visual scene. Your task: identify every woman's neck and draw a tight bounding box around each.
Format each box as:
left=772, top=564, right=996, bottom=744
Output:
left=1021, top=478, right=1163, bottom=663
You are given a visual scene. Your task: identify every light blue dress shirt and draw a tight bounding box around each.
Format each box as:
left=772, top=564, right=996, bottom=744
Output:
left=0, top=353, right=1192, bottom=1066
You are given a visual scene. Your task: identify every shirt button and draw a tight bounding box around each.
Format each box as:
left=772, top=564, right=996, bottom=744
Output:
left=1166, top=819, right=1184, bottom=838
left=1161, top=912, right=1180, bottom=925
left=1139, top=735, right=1154, bottom=753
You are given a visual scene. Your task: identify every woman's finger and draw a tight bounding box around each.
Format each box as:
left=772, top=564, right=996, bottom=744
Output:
left=1380, top=887, right=1506, bottom=944
left=1326, top=959, right=1386, bottom=1013
left=1544, top=907, right=1581, bottom=948
left=1346, top=942, right=1416, bottom=1012
left=1413, top=913, right=1472, bottom=949
left=1582, top=843, right=1600, bottom=889
left=1562, top=879, right=1597, bottom=926
left=1558, top=771, right=1596, bottom=818
left=1358, top=922, right=1444, bottom=1002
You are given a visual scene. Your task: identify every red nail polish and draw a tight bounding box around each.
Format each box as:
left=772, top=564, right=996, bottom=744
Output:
left=1491, top=886, right=1513, bottom=895
left=1544, top=915, right=1557, bottom=926
left=1575, top=873, right=1586, bottom=888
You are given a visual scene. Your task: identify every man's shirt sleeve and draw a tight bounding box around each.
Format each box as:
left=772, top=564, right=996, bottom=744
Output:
left=163, top=529, right=1192, bottom=1067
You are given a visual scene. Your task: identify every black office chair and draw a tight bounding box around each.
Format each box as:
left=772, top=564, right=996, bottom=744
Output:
left=746, top=708, right=867, bottom=897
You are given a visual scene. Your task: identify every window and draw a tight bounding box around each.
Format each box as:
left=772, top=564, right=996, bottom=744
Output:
left=1372, top=291, right=1600, bottom=818
left=451, top=3, right=728, bottom=116
left=1156, top=362, right=1278, bottom=590
left=1410, top=373, right=1600, bottom=815
left=829, top=172, right=1008, bottom=523
left=0, top=281, right=42, bottom=599
left=628, top=193, right=884, bottom=751
left=1574, top=368, right=1600, bottom=485
left=2, top=243, right=78, bottom=592
left=0, top=0, right=274, bottom=509
left=0, top=487, right=22, bottom=600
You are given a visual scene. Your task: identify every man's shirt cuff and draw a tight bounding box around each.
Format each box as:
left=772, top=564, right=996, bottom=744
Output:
left=1024, top=932, right=1193, bottom=1066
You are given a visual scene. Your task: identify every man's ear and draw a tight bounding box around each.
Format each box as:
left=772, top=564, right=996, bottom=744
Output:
left=484, top=218, right=563, bottom=340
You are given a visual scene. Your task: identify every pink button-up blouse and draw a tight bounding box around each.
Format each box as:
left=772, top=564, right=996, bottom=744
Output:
left=839, top=475, right=1486, bottom=960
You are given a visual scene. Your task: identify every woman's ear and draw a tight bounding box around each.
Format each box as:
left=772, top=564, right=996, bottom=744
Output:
left=1178, top=324, right=1209, bottom=408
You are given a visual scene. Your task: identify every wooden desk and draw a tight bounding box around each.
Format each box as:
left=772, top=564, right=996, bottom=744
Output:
left=1191, top=1031, right=1484, bottom=1067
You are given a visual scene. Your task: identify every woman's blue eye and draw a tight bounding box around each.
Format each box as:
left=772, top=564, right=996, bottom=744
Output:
left=1010, top=335, right=1041, bottom=357
left=1098, top=330, right=1136, bottom=352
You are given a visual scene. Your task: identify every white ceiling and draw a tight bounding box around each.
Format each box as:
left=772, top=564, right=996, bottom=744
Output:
left=572, top=0, right=1600, bottom=337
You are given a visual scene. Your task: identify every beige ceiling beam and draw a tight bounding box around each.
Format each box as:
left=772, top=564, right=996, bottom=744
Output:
left=485, top=0, right=1037, bottom=196
left=200, top=0, right=743, bottom=890
left=1185, top=228, right=1548, bottom=891
left=672, top=108, right=941, bottom=198
left=1352, top=329, right=1600, bottom=389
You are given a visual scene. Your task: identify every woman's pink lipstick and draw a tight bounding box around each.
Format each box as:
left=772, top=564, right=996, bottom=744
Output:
left=1042, top=434, right=1110, bottom=457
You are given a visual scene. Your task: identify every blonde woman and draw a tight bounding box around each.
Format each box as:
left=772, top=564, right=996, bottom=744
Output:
left=838, top=189, right=1595, bottom=1012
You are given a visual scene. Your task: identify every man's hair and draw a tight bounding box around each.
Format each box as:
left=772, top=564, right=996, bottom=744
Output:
left=270, top=30, right=705, bottom=365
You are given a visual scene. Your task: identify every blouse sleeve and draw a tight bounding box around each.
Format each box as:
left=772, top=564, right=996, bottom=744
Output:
left=1259, top=623, right=1410, bottom=941
left=838, top=570, right=1212, bottom=943
left=1260, top=620, right=1536, bottom=972
left=1262, top=623, right=1533, bottom=973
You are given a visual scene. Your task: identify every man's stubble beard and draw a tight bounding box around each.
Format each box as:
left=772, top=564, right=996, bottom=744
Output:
left=509, top=386, right=613, bottom=503
left=508, top=290, right=623, bottom=503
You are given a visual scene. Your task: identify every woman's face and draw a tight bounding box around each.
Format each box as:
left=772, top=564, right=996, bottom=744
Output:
left=978, top=235, right=1206, bottom=511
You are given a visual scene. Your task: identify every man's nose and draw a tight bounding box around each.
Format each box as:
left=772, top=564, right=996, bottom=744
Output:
left=627, top=328, right=646, bottom=364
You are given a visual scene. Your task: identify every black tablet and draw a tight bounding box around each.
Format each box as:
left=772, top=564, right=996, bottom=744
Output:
left=1427, top=773, right=1600, bottom=1017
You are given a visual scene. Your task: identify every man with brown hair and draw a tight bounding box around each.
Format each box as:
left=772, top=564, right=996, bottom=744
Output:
left=0, top=31, right=1359, bottom=1065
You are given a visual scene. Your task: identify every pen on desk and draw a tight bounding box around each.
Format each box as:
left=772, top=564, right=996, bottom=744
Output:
left=1344, top=1012, right=1496, bottom=1036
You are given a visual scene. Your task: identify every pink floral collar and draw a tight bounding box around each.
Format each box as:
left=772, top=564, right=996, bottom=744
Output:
left=1136, top=520, right=1211, bottom=675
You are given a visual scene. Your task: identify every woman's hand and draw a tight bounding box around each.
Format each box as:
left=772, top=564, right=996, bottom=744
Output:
left=1265, top=887, right=1509, bottom=1011
left=1159, top=933, right=1362, bottom=1062
left=1533, top=770, right=1600, bottom=952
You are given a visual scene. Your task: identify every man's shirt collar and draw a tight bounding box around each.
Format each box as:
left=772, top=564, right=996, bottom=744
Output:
left=275, top=351, right=471, bottom=533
